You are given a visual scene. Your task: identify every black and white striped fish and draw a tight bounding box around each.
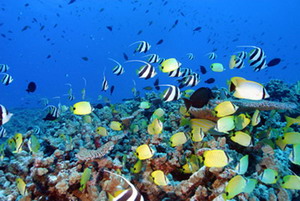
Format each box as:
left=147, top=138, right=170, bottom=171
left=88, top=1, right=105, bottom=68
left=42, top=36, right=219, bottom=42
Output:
left=109, top=58, right=125, bottom=76
left=1, top=73, right=13, bottom=85
left=178, top=73, right=200, bottom=88
left=0, top=126, right=7, bottom=138
left=161, top=84, right=181, bottom=102
left=158, top=58, right=165, bottom=64
left=143, top=54, right=160, bottom=63
left=234, top=58, right=244, bottom=69
left=207, top=52, right=217, bottom=60
left=240, top=46, right=267, bottom=72
left=0, top=64, right=9, bottom=73
left=0, top=104, right=13, bottom=126
left=43, top=105, right=60, bottom=121
left=168, top=68, right=182, bottom=77
left=180, top=68, right=193, bottom=77
left=127, top=60, right=156, bottom=79
left=131, top=41, right=151, bottom=53
left=236, top=51, right=247, bottom=60
left=104, top=170, right=144, bottom=201
left=186, top=53, right=194, bottom=60
left=101, top=75, right=109, bottom=91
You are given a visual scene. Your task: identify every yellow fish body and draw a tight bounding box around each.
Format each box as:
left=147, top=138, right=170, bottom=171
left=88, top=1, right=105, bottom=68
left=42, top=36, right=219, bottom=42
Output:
left=203, top=150, right=229, bottom=168
left=72, top=101, right=93, bottom=115
left=135, top=144, right=154, bottom=160
left=160, top=58, right=181, bottom=73
left=150, top=170, right=168, bottom=186
left=147, top=118, right=163, bottom=135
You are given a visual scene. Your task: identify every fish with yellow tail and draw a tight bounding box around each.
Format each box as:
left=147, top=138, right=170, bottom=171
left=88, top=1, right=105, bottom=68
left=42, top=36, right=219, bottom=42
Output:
left=222, top=175, right=246, bottom=200
left=135, top=144, right=154, bottom=160
left=147, top=118, right=163, bottom=135
left=16, top=178, right=27, bottom=196
left=71, top=101, right=93, bottom=115
left=150, top=170, right=169, bottom=186
left=169, top=132, right=188, bottom=147
left=79, top=167, right=92, bottom=191
left=110, top=121, right=124, bottom=131
left=214, top=101, right=238, bottom=117
left=202, top=150, right=230, bottom=168
left=159, top=58, right=181, bottom=73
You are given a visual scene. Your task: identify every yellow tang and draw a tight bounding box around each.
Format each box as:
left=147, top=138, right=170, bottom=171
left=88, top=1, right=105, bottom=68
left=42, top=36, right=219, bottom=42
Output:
left=280, top=175, right=300, bottom=190
left=16, top=178, right=27, bottom=196
left=190, top=127, right=205, bottom=142
left=210, top=63, right=225, bottom=72
left=289, top=144, right=300, bottom=165
left=190, top=119, right=216, bottom=133
left=251, top=109, right=261, bottom=126
left=96, top=126, right=108, bottom=136
left=232, top=79, right=270, bottom=100
left=229, top=55, right=237, bottom=69
left=223, top=175, right=246, bottom=200
left=285, top=115, right=300, bottom=128
left=130, top=160, right=142, bottom=174
left=147, top=118, right=163, bottom=135
left=110, top=121, right=123, bottom=131
left=135, top=144, right=154, bottom=160
left=243, top=178, right=257, bottom=194
left=215, top=116, right=235, bottom=134
left=150, top=170, right=169, bottom=186
left=71, top=101, right=93, bottom=115
left=139, top=101, right=151, bottom=109
left=235, top=155, right=249, bottom=175
left=214, top=101, right=238, bottom=117
left=160, top=58, right=181, bottom=73
left=234, top=113, right=250, bottom=130
left=13, top=133, right=23, bottom=154
left=259, top=169, right=278, bottom=184
left=282, top=132, right=300, bottom=144
left=79, top=167, right=92, bottom=191
left=169, top=132, right=188, bottom=147
left=203, top=150, right=229, bottom=168
left=230, top=131, right=252, bottom=147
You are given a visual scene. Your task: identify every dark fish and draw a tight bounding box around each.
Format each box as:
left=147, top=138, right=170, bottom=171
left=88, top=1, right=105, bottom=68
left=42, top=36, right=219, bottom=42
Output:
left=200, top=66, right=207, bottom=74
left=1, top=33, right=6, bottom=38
left=43, top=113, right=57, bottom=121
left=106, top=26, right=113, bottom=31
left=26, top=82, right=37, bottom=93
left=21, top=25, right=30, bottom=31
left=82, top=57, right=89, bottom=61
left=123, top=53, right=129, bottom=60
left=99, top=8, right=105, bottom=12
left=24, top=3, right=29, bottom=7
left=46, top=54, right=51, bottom=59
left=180, top=12, right=185, bottom=16
left=40, top=25, right=45, bottom=31
left=68, top=0, right=76, bottom=5
left=154, top=78, right=160, bottom=90
left=156, top=39, right=164, bottom=45
left=137, top=30, right=143, bottom=35
left=193, top=26, right=202, bottom=31
left=143, top=86, right=153, bottom=90
left=183, top=87, right=214, bottom=110
left=53, top=24, right=58, bottom=28
left=148, top=21, right=153, bottom=26
left=267, top=58, right=281, bottom=67
left=204, top=78, right=215, bottom=84
left=110, top=85, right=115, bottom=95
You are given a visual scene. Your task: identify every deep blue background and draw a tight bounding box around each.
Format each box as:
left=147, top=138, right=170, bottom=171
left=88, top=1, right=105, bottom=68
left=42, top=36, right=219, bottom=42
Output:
left=0, top=0, right=299, bottom=108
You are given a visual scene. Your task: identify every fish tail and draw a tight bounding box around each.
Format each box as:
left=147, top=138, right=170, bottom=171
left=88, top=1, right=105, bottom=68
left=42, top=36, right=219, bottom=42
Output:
left=183, top=98, right=192, bottom=111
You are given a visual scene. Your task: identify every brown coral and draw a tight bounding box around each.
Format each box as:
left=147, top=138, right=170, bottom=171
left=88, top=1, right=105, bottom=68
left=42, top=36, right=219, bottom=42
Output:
left=76, top=141, right=114, bottom=161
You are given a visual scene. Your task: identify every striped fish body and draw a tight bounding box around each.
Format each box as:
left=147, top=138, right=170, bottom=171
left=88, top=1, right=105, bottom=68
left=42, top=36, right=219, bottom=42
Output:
left=138, top=65, right=156, bottom=79
left=0, top=126, right=7, bottom=138
left=147, top=54, right=160, bottom=63
left=180, top=68, right=192, bottom=77
left=234, top=58, right=244, bottom=69
left=112, top=65, right=125, bottom=75
left=248, top=47, right=267, bottom=71
left=168, top=68, right=182, bottom=77
left=113, top=188, right=144, bottom=201
left=0, top=64, right=9, bottom=73
left=102, top=77, right=109, bottom=91
left=251, top=57, right=267, bottom=72
left=187, top=53, right=194, bottom=60
left=68, top=94, right=75, bottom=101
left=208, top=52, right=217, bottom=60
left=237, top=51, right=247, bottom=60
left=190, top=119, right=216, bottom=133
left=162, top=85, right=181, bottom=102
left=158, top=58, right=165, bottom=64
left=179, top=74, right=199, bottom=88
left=1, top=74, right=13, bottom=85
left=49, top=105, right=60, bottom=118
left=134, top=41, right=151, bottom=53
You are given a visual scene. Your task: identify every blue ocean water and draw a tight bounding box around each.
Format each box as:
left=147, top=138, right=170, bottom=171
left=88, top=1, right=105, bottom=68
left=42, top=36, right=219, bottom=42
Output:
left=0, top=0, right=299, bottom=108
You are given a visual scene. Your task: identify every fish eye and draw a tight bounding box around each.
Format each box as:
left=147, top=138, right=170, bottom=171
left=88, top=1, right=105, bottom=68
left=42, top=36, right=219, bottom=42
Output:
left=281, top=137, right=284, bottom=140
left=73, top=107, right=76, bottom=110
left=225, top=192, right=229, bottom=196
left=275, top=176, right=278, bottom=179
left=136, top=152, right=139, bottom=156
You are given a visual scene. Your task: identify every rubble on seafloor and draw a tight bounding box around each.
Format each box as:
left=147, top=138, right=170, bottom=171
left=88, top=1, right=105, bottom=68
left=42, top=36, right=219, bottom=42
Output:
left=0, top=80, right=299, bottom=201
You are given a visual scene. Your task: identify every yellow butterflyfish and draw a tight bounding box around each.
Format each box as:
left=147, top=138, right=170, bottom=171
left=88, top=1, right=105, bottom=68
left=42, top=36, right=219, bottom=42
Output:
left=16, top=178, right=27, bottom=196
left=281, top=132, right=300, bottom=144
left=71, top=101, right=93, bottom=115
left=96, top=126, right=108, bottom=136
left=203, top=150, right=229, bottom=168
left=223, top=175, right=246, bottom=199
left=135, top=144, right=154, bottom=160
left=169, top=132, right=188, bottom=147
left=280, top=175, right=300, bottom=190
left=150, top=170, right=168, bottom=186
left=259, top=169, right=278, bottom=184
left=215, top=116, right=235, bottom=133
left=251, top=109, right=261, bottom=126
left=110, top=121, right=124, bottom=131
left=289, top=144, right=300, bottom=165
left=230, top=131, right=252, bottom=147
left=79, top=167, right=92, bottom=191
left=214, top=101, right=238, bottom=117
left=130, top=160, right=142, bottom=174
left=210, top=63, right=225, bottom=72
left=190, top=127, right=205, bottom=142
left=13, top=133, right=23, bottom=154
left=160, top=58, right=181, bottom=73
left=235, top=155, right=249, bottom=175
left=147, top=118, right=163, bottom=135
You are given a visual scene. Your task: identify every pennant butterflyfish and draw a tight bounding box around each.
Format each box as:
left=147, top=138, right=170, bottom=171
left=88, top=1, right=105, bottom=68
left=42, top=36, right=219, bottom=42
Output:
left=143, top=54, right=160, bottom=63
left=110, top=121, right=124, bottom=131
left=203, top=150, right=229, bottom=168
left=215, top=116, right=235, bottom=134
left=168, top=67, right=182, bottom=77
left=251, top=109, right=261, bottom=126
left=235, top=155, right=249, bottom=175
left=0, top=64, right=9, bottom=73
left=178, top=73, right=200, bottom=88
left=234, top=113, right=251, bottom=130
left=71, top=101, right=93, bottom=115
left=159, top=58, right=181, bottom=73
left=79, top=167, right=92, bottom=191
left=130, top=160, right=142, bottom=174
left=0, top=104, right=13, bottom=126
left=285, top=115, right=300, bottom=128
left=207, top=52, right=217, bottom=60
left=12, top=133, right=23, bottom=153
left=229, top=55, right=244, bottom=69
left=289, top=144, right=300, bottom=165
left=127, top=60, right=157, bottom=80
left=104, top=170, right=145, bottom=201
left=150, top=170, right=169, bottom=186
left=187, top=53, right=194, bottom=60
left=210, top=63, right=225, bottom=72
left=169, top=132, right=188, bottom=147
left=1, top=73, right=13, bottom=85
left=101, top=75, right=109, bottom=91
left=223, top=175, right=246, bottom=199
left=243, top=178, right=257, bottom=194
left=214, top=101, right=238, bottom=117
left=96, top=126, right=108, bottom=136
left=259, top=168, right=278, bottom=184
left=161, top=84, right=181, bottom=102
left=109, top=58, right=125, bottom=76
left=28, top=134, right=40, bottom=153
left=236, top=51, right=247, bottom=60
left=0, top=126, right=7, bottom=138
left=131, top=40, right=151, bottom=53
left=247, top=46, right=267, bottom=72
left=147, top=118, right=163, bottom=135
left=230, top=131, right=252, bottom=147
left=280, top=175, right=300, bottom=190
left=190, top=119, right=216, bottom=133
left=190, top=127, right=205, bottom=142
left=16, top=178, right=27, bottom=196
left=281, top=132, right=300, bottom=144
left=135, top=144, right=154, bottom=160
left=180, top=68, right=193, bottom=77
